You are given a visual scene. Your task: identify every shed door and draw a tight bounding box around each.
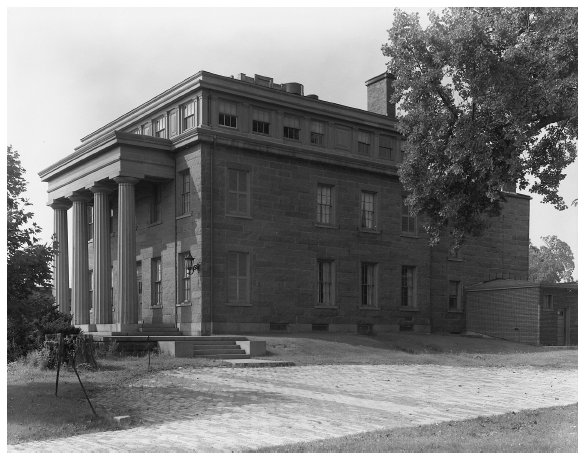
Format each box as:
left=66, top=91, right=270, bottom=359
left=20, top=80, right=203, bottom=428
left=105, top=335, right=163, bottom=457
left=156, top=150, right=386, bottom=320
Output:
left=557, top=310, right=566, bottom=346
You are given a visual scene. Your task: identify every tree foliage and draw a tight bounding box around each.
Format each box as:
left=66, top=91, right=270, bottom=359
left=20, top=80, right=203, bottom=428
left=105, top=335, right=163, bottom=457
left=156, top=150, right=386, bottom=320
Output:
left=7, top=145, right=55, bottom=317
left=382, top=8, right=577, bottom=247
left=529, top=236, right=575, bottom=283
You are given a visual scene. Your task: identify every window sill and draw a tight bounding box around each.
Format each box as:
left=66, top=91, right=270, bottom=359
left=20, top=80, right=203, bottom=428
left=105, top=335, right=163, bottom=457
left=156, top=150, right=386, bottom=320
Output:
left=149, top=220, right=163, bottom=227
left=314, top=223, right=337, bottom=229
left=283, top=137, right=301, bottom=143
left=150, top=305, right=163, bottom=309
left=226, top=213, right=252, bottom=219
left=359, top=227, right=380, bottom=234
left=400, top=307, right=419, bottom=312
left=401, top=233, right=419, bottom=239
left=360, top=305, right=380, bottom=311
left=315, top=304, right=338, bottom=309
left=252, top=131, right=270, bottom=137
left=226, top=303, right=253, bottom=307
left=176, top=212, right=192, bottom=220
left=448, top=309, right=464, bottom=314
left=176, top=302, right=192, bottom=307
left=448, top=258, right=464, bottom=262
left=218, top=124, right=238, bottom=130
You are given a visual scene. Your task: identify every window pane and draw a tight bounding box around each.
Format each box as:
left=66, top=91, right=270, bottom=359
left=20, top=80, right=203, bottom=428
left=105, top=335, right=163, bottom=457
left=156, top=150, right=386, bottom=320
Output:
left=229, top=170, right=238, bottom=191
left=238, top=171, right=248, bottom=192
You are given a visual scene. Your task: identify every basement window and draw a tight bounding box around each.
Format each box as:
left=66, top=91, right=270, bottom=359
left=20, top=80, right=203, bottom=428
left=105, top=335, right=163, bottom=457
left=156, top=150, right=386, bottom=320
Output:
left=312, top=324, right=329, bottom=332
left=270, top=323, right=289, bottom=332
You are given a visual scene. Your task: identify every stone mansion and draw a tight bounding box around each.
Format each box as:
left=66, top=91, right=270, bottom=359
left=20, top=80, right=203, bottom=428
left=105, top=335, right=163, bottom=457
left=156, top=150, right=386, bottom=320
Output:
left=39, top=70, right=530, bottom=335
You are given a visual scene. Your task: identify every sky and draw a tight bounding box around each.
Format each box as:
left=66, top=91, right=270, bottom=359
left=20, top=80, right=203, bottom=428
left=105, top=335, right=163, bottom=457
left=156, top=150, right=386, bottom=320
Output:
left=6, top=6, right=579, bottom=280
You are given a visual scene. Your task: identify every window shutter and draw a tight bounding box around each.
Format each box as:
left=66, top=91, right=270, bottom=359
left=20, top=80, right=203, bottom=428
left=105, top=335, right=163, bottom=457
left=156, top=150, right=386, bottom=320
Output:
left=169, top=109, right=178, bottom=137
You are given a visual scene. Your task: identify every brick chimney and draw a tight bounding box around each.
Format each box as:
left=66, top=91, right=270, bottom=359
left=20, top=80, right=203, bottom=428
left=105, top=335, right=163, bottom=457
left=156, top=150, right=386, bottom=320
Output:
left=365, top=72, right=396, bottom=118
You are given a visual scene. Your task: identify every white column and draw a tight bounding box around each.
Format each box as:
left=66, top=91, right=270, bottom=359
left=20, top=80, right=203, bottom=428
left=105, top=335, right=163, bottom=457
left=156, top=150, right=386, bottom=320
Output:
left=89, top=184, right=113, bottom=324
left=114, top=177, right=140, bottom=324
left=69, top=193, right=91, bottom=325
left=50, top=201, right=71, bottom=314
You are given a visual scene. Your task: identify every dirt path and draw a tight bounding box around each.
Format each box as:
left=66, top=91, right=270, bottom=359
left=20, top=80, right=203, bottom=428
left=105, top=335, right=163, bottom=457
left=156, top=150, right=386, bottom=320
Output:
left=8, top=364, right=577, bottom=452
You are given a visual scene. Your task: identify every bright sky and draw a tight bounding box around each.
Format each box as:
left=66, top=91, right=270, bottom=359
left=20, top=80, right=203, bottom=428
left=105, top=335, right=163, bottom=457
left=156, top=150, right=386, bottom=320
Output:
left=6, top=7, right=579, bottom=280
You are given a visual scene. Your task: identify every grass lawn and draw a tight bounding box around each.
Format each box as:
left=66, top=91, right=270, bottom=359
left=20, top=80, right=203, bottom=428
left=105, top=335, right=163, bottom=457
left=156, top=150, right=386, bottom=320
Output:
left=7, top=332, right=577, bottom=447
left=251, top=404, right=578, bottom=453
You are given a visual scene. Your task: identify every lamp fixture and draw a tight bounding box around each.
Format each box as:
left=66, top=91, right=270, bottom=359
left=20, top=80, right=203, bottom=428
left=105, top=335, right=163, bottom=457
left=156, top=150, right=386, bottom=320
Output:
left=185, top=251, right=200, bottom=275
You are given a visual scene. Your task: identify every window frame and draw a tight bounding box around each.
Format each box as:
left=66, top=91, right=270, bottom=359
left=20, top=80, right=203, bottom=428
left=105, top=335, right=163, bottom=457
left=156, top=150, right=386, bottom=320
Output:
left=179, top=252, right=192, bottom=305
left=182, top=100, right=195, bottom=131
left=218, top=100, right=238, bottom=129
left=226, top=168, right=251, bottom=218
left=378, top=135, right=393, bottom=160
left=153, top=115, right=167, bottom=138
left=283, top=114, right=301, bottom=141
left=252, top=107, right=270, bottom=135
left=357, top=131, right=372, bottom=156
left=316, top=259, right=336, bottom=308
left=360, top=262, right=378, bottom=309
left=401, top=198, right=417, bottom=236
left=310, top=120, right=325, bottom=146
left=360, top=191, right=377, bottom=231
left=448, top=280, right=462, bottom=311
left=151, top=258, right=163, bottom=307
left=227, top=252, right=250, bottom=305
left=401, top=266, right=417, bottom=310
left=179, top=171, right=191, bottom=216
left=316, top=184, right=335, bottom=226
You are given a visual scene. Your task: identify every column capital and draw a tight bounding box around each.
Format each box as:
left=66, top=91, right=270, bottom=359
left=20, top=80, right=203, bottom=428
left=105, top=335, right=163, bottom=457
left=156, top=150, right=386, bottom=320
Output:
left=113, top=176, right=140, bottom=186
left=67, top=192, right=92, bottom=203
left=49, top=199, right=72, bottom=210
left=89, top=183, right=116, bottom=194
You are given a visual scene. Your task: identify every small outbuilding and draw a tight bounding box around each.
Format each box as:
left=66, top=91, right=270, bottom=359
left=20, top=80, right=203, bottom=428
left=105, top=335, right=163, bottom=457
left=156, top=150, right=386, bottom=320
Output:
left=465, top=280, right=577, bottom=346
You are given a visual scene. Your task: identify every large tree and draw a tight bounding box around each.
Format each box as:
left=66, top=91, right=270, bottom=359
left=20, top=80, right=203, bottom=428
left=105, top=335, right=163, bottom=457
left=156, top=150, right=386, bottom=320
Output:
left=383, top=8, right=577, bottom=247
left=7, top=145, right=54, bottom=318
left=529, top=235, right=575, bottom=283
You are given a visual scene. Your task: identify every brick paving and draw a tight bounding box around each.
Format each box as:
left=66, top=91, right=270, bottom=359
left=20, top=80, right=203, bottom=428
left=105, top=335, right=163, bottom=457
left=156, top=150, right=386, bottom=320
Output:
left=7, top=364, right=577, bottom=452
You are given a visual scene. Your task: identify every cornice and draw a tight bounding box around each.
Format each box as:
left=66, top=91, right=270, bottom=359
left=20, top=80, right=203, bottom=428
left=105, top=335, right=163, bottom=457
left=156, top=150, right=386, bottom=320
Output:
left=40, top=132, right=173, bottom=182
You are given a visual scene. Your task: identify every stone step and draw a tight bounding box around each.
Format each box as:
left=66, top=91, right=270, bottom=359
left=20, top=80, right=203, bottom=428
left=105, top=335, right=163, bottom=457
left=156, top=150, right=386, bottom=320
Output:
left=194, top=353, right=251, bottom=359
left=192, top=342, right=238, bottom=347
left=111, top=331, right=183, bottom=336
left=140, top=323, right=178, bottom=328
left=193, top=348, right=246, bottom=355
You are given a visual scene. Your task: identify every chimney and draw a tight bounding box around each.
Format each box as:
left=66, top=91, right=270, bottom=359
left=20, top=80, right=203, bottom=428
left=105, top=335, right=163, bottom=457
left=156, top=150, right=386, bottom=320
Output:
left=365, top=72, right=396, bottom=118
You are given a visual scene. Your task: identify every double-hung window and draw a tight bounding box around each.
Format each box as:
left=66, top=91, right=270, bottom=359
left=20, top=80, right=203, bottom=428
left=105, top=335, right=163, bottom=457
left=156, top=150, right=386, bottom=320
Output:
left=182, top=101, right=195, bottom=131
left=316, top=184, right=334, bottom=225
left=358, top=131, right=371, bottom=155
left=361, top=263, right=377, bottom=307
left=283, top=115, right=300, bottom=140
left=180, top=172, right=190, bottom=215
left=219, top=100, right=237, bottom=128
left=252, top=108, right=270, bottom=135
left=154, top=116, right=167, bottom=138
left=401, top=267, right=416, bottom=309
left=317, top=260, right=335, bottom=306
left=180, top=253, right=191, bottom=304
left=87, top=206, right=94, bottom=241
left=228, top=252, right=249, bottom=304
left=360, top=191, right=376, bottom=230
left=449, top=281, right=461, bottom=311
left=152, top=258, right=162, bottom=306
left=379, top=135, right=393, bottom=160
left=402, top=199, right=417, bottom=235
left=227, top=169, right=249, bottom=216
left=310, top=120, right=325, bottom=145
left=151, top=184, right=162, bottom=223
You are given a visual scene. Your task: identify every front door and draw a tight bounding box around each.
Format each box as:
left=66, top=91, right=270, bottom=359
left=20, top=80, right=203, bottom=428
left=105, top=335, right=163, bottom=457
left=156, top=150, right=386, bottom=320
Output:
left=557, top=309, right=566, bottom=346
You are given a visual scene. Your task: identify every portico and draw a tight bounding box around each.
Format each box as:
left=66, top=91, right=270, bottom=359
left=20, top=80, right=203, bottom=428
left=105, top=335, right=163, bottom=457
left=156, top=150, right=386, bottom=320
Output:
left=40, top=132, right=175, bottom=332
